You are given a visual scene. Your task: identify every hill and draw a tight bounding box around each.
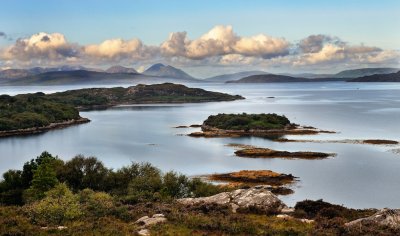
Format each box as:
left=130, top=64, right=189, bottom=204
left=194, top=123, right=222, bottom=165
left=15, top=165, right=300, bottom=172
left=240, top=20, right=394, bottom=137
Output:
left=205, top=71, right=268, bottom=82
left=334, top=68, right=399, bottom=78
left=227, top=74, right=310, bottom=83
left=106, top=65, right=137, bottom=74
left=348, top=71, right=400, bottom=82
left=143, top=63, right=197, bottom=81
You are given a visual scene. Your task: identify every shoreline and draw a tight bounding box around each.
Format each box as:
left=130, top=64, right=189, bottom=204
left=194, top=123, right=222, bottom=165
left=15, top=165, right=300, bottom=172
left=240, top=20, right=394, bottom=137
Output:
left=0, top=118, right=90, bottom=138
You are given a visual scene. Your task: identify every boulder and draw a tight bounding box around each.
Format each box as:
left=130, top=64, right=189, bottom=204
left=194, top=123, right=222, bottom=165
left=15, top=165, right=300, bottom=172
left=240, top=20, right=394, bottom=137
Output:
left=177, top=185, right=286, bottom=213
left=346, top=209, right=400, bottom=229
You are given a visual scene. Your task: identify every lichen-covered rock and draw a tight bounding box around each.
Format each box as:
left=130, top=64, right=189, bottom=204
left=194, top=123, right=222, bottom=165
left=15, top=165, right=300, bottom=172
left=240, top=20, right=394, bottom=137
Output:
left=346, top=209, right=400, bottom=228
left=177, top=185, right=286, bottom=213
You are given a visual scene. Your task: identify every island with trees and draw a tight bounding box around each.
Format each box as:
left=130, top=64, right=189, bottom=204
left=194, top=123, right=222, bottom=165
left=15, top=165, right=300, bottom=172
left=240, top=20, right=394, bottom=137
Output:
left=0, top=83, right=244, bottom=137
left=189, top=113, right=334, bottom=138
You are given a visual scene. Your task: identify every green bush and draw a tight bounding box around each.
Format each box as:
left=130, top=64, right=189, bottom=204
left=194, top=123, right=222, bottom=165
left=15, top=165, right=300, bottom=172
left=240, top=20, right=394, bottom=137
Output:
left=78, top=189, right=115, bottom=217
left=25, top=183, right=82, bottom=226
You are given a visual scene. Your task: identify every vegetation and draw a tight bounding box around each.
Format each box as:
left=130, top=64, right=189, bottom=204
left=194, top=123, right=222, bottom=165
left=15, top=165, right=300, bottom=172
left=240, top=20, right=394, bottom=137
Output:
left=203, top=113, right=291, bottom=131
left=1, top=152, right=398, bottom=235
left=0, top=93, right=80, bottom=131
left=0, top=152, right=225, bottom=206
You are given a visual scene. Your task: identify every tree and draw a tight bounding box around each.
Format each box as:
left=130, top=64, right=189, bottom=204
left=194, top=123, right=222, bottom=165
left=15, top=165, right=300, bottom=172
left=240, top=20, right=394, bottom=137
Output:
left=126, top=163, right=163, bottom=203
left=0, top=170, right=24, bottom=205
left=21, top=151, right=59, bottom=188
left=23, top=158, right=59, bottom=202
left=58, top=155, right=109, bottom=191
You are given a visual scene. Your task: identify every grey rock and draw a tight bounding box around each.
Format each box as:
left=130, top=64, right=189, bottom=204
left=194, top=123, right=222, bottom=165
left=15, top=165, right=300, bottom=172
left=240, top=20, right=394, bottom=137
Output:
left=346, top=209, right=400, bottom=228
left=135, top=214, right=167, bottom=228
left=137, top=229, right=150, bottom=236
left=177, top=185, right=286, bottom=213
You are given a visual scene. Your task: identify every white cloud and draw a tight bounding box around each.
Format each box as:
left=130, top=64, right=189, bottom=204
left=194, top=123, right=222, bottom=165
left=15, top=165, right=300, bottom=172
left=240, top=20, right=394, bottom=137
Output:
left=160, top=25, right=289, bottom=59
left=84, top=38, right=156, bottom=60
left=0, top=27, right=398, bottom=73
left=1, top=32, right=79, bottom=61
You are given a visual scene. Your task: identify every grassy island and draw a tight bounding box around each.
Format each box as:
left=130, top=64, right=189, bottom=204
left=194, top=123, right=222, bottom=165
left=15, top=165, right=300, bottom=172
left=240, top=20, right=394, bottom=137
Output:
left=0, top=83, right=243, bottom=136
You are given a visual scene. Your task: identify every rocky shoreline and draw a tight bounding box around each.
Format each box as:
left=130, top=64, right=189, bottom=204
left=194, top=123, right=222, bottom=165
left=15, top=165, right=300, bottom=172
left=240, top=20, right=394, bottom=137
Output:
left=189, top=124, right=335, bottom=138
left=0, top=118, right=90, bottom=138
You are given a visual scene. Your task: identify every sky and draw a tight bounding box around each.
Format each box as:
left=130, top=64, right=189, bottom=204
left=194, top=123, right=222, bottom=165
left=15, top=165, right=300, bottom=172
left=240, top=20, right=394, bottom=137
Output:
left=0, top=0, right=399, bottom=77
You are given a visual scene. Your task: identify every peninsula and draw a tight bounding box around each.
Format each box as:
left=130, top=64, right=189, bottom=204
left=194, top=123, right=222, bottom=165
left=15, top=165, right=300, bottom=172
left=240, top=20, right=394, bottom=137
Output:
left=0, top=83, right=244, bottom=137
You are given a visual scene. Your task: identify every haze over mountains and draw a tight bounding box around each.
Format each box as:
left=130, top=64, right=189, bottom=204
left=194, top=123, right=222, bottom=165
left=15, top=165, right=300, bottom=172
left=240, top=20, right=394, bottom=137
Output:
left=0, top=64, right=399, bottom=85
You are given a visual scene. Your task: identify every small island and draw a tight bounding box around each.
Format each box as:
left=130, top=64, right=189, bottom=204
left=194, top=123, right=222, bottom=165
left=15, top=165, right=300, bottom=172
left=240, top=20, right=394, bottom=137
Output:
left=235, top=147, right=334, bottom=160
left=208, top=170, right=296, bottom=186
left=0, top=83, right=244, bottom=137
left=189, top=113, right=334, bottom=138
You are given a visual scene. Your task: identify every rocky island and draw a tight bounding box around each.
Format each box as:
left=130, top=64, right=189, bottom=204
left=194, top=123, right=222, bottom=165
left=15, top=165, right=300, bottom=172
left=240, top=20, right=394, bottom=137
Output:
left=235, top=147, right=334, bottom=159
left=0, top=83, right=243, bottom=137
left=189, top=113, right=334, bottom=138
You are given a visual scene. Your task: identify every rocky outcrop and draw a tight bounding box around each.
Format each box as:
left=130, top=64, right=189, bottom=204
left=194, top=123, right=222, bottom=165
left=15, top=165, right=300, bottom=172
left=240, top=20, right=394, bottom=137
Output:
left=177, top=185, right=286, bottom=213
left=135, top=214, right=167, bottom=235
left=346, top=209, right=400, bottom=229
left=208, top=170, right=296, bottom=186
left=234, top=148, right=333, bottom=159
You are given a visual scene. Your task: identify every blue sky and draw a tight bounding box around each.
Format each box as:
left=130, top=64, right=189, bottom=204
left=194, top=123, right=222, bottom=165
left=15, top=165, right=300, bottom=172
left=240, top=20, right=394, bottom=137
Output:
left=0, top=0, right=399, bottom=75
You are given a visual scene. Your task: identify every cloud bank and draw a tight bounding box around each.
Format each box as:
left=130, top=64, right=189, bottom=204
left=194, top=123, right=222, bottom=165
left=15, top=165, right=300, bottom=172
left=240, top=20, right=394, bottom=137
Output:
left=1, top=25, right=399, bottom=73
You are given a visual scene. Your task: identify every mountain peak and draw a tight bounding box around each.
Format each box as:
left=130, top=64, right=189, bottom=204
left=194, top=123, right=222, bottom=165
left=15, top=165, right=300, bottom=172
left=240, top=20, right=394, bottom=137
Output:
left=143, top=63, right=195, bottom=80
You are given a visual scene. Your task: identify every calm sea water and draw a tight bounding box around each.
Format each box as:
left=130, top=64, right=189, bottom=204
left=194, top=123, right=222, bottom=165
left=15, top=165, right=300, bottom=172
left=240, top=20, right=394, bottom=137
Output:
left=1, top=82, right=400, bottom=208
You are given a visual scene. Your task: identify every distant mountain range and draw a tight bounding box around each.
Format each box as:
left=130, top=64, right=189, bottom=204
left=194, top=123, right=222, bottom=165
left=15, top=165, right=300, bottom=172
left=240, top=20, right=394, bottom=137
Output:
left=0, top=64, right=201, bottom=85
left=0, top=65, right=398, bottom=85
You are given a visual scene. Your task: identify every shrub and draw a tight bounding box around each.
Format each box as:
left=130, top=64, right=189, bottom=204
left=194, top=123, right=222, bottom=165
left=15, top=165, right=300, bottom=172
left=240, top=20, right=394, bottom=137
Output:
left=78, top=189, right=115, bottom=217
left=25, top=183, right=82, bottom=226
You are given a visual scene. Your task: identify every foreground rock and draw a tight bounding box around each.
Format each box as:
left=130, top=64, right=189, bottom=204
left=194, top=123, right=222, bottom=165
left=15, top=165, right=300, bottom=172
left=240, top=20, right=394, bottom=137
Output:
left=177, top=185, right=286, bottom=213
left=346, top=209, right=400, bottom=229
left=208, top=170, right=296, bottom=186
left=135, top=213, right=167, bottom=235
left=235, top=148, right=334, bottom=159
